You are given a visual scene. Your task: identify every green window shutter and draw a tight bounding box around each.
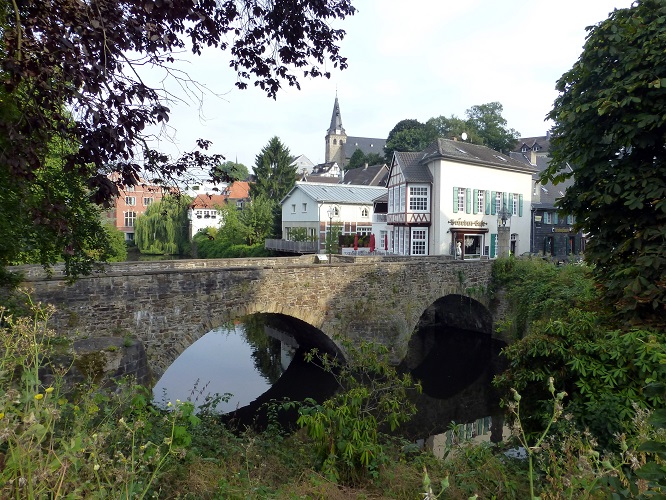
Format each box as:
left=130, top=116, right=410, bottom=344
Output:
left=490, top=234, right=497, bottom=258
left=553, top=212, right=559, bottom=224
left=485, top=191, right=490, bottom=215
left=453, top=186, right=458, bottom=213
left=491, top=191, right=496, bottom=215
left=519, top=194, right=523, bottom=217
left=465, top=188, right=472, bottom=214
left=473, top=189, right=478, bottom=214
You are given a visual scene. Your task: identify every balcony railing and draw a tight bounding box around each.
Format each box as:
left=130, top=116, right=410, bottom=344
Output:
left=387, top=212, right=431, bottom=224
left=264, top=239, right=318, bottom=254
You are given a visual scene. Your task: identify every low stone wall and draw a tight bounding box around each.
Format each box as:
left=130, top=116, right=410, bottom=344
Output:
left=40, top=337, right=152, bottom=391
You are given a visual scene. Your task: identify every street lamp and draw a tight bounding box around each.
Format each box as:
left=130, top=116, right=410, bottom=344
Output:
left=497, top=206, right=512, bottom=227
left=326, top=206, right=334, bottom=264
left=496, top=205, right=512, bottom=258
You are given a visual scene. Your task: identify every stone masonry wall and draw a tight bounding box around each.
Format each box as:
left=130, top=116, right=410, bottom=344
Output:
left=19, top=256, right=498, bottom=378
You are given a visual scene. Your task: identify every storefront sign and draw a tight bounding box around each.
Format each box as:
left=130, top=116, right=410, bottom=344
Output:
left=448, top=219, right=488, bottom=227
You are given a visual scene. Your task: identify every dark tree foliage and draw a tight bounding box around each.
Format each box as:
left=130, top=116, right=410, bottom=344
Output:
left=383, top=119, right=437, bottom=161
left=215, top=161, right=250, bottom=181
left=426, top=115, right=483, bottom=144
left=1, top=0, right=355, bottom=275
left=346, top=149, right=384, bottom=170
left=464, top=102, right=519, bottom=153
left=251, top=136, right=297, bottom=202
left=544, top=0, right=666, bottom=323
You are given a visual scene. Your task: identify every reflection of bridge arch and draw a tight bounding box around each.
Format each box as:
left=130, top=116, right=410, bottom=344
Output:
left=17, top=256, right=502, bottom=378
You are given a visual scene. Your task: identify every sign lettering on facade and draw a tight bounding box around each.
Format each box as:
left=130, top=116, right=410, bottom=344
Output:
left=448, top=219, right=488, bottom=227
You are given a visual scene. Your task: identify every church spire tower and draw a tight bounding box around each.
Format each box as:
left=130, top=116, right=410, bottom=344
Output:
left=325, top=93, right=347, bottom=167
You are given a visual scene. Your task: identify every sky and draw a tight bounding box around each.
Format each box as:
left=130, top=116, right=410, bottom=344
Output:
left=145, top=0, right=635, bottom=173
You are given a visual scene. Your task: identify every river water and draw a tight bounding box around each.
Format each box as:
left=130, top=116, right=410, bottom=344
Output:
left=152, top=313, right=508, bottom=447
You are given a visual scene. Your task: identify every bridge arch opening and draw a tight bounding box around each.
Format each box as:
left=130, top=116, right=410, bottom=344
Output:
left=153, top=312, right=342, bottom=424
left=400, top=294, right=498, bottom=400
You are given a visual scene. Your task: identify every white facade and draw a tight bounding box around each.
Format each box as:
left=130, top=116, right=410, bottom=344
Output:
left=280, top=182, right=386, bottom=253
left=387, top=140, right=536, bottom=258
left=429, top=159, right=533, bottom=258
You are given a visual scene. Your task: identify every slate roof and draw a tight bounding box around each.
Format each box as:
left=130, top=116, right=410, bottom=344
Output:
left=509, top=151, right=574, bottom=209
left=420, top=138, right=537, bottom=173
left=513, top=135, right=551, bottom=154
left=311, top=161, right=339, bottom=175
left=344, top=136, right=387, bottom=159
left=282, top=182, right=386, bottom=205
left=340, top=164, right=389, bottom=186
left=394, top=151, right=433, bottom=183
left=328, top=96, right=345, bottom=134
left=300, top=175, right=338, bottom=184
left=391, top=139, right=537, bottom=184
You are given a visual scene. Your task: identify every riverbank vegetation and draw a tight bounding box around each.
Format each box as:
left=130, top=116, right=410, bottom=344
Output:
left=1, top=257, right=665, bottom=498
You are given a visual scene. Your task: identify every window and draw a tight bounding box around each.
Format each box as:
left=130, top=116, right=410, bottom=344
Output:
left=409, top=186, right=428, bottom=211
left=124, top=211, right=136, bottom=227
left=512, top=194, right=518, bottom=215
left=495, top=192, right=503, bottom=213
left=125, top=196, right=136, bottom=206
left=458, top=188, right=466, bottom=212
left=361, top=207, right=369, bottom=217
left=411, top=229, right=427, bottom=255
left=477, top=190, right=485, bottom=214
left=543, top=212, right=552, bottom=224
left=143, top=197, right=153, bottom=206
left=291, top=204, right=296, bottom=213
left=302, top=203, right=307, bottom=212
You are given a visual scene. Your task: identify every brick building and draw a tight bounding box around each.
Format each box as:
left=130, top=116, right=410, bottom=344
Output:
left=103, top=173, right=167, bottom=242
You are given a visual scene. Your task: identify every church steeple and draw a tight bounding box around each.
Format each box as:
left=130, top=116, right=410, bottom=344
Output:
left=325, top=93, right=348, bottom=167
left=327, top=94, right=345, bottom=135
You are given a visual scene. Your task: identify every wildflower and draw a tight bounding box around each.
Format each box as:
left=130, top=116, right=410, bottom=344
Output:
left=34, top=393, right=44, bottom=400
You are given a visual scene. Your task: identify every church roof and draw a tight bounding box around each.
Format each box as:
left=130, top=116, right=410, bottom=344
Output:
left=327, top=96, right=345, bottom=135
left=344, top=136, right=386, bottom=159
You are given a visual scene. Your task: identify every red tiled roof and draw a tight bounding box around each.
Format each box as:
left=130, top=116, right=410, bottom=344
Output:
left=190, top=194, right=227, bottom=209
left=223, top=181, right=250, bottom=199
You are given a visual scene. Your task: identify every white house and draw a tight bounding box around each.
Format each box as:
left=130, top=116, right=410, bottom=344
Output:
left=387, top=139, right=536, bottom=257
left=280, top=182, right=387, bottom=253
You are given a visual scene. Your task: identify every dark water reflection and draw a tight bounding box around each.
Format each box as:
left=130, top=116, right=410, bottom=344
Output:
left=153, top=314, right=506, bottom=443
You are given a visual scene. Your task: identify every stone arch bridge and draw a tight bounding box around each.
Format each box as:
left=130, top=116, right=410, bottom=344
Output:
left=16, top=255, right=504, bottom=377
